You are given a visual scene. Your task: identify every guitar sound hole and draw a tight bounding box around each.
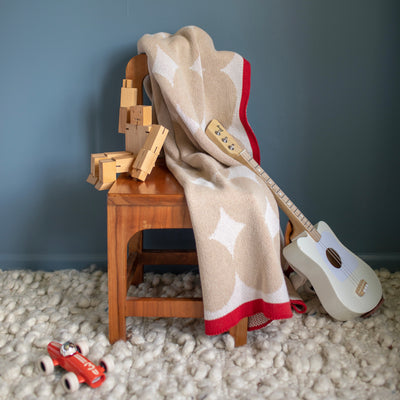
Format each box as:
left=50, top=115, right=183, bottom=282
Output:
left=326, top=248, right=342, bottom=269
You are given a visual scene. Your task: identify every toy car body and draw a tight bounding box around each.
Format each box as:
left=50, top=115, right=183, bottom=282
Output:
left=38, top=340, right=113, bottom=392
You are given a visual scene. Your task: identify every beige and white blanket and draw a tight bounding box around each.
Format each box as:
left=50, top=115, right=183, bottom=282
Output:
left=138, top=26, right=305, bottom=335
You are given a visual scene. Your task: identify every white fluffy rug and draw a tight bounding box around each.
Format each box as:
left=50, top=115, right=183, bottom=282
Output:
left=0, top=266, right=399, bottom=400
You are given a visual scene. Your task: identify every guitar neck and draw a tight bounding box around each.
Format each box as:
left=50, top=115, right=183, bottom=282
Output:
left=238, top=149, right=321, bottom=242
left=205, top=119, right=321, bottom=241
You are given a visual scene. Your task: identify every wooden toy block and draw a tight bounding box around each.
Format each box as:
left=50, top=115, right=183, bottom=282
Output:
left=131, top=150, right=158, bottom=176
left=118, top=107, right=128, bottom=133
left=142, top=125, right=169, bottom=153
left=125, top=125, right=150, bottom=155
left=130, top=105, right=152, bottom=126
left=100, top=159, right=117, bottom=181
left=123, top=79, right=133, bottom=88
left=104, top=151, right=131, bottom=158
left=87, top=174, right=98, bottom=185
left=120, top=79, right=138, bottom=109
left=113, top=154, right=135, bottom=173
left=95, top=181, right=115, bottom=191
left=131, top=169, right=149, bottom=182
left=87, top=153, right=108, bottom=185
left=95, top=159, right=117, bottom=191
left=130, top=125, right=169, bottom=181
left=87, top=151, right=134, bottom=190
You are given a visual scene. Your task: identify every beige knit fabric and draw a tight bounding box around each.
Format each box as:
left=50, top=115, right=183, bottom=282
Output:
left=138, top=26, right=298, bottom=334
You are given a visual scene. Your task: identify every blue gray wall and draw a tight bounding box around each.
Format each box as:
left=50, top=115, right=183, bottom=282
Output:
left=0, top=0, right=399, bottom=270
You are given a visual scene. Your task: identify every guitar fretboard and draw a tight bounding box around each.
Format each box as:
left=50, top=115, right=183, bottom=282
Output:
left=239, top=149, right=321, bottom=242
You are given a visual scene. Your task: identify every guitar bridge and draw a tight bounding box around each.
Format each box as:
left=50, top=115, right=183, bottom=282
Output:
left=355, top=279, right=368, bottom=297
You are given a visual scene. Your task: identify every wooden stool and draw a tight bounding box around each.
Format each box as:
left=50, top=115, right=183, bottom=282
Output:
left=107, top=161, right=248, bottom=346
left=106, top=53, right=248, bottom=346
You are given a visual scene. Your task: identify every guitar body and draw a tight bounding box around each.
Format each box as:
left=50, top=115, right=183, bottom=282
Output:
left=283, top=221, right=383, bottom=320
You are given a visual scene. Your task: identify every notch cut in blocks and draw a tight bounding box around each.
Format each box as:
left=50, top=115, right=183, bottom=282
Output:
left=118, top=107, right=128, bottom=134
left=130, top=105, right=152, bottom=126
left=118, top=79, right=138, bottom=134
left=119, top=104, right=152, bottom=134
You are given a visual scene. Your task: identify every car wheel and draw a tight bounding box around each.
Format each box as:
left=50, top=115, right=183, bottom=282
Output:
left=37, top=355, right=54, bottom=375
left=61, top=372, right=80, bottom=393
left=75, top=340, right=89, bottom=356
left=99, top=355, right=114, bottom=373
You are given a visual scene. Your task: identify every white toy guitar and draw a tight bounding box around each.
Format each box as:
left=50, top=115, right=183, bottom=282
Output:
left=205, top=119, right=383, bottom=321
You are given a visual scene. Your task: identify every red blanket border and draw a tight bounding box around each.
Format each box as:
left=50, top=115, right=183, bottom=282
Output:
left=204, top=299, right=294, bottom=336
left=240, top=58, right=260, bottom=164
left=202, top=59, right=308, bottom=337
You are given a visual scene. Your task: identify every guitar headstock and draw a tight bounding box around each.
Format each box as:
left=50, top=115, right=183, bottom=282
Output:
left=205, top=119, right=245, bottom=163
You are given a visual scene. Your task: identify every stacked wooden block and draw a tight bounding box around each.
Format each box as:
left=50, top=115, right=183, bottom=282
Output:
left=87, top=79, right=169, bottom=190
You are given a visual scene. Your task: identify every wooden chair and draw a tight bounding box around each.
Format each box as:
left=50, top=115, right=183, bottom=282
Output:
left=107, top=54, right=248, bottom=346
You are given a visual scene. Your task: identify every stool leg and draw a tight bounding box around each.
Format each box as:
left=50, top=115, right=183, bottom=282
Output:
left=116, top=233, right=129, bottom=341
left=108, top=204, right=131, bottom=343
left=128, top=231, right=144, bottom=286
left=229, top=317, right=248, bottom=347
left=107, top=204, right=121, bottom=343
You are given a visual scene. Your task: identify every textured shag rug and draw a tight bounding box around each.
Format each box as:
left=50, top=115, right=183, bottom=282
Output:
left=0, top=266, right=399, bottom=400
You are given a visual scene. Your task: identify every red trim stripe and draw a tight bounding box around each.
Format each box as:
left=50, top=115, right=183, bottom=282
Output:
left=240, top=59, right=260, bottom=164
left=204, top=299, right=293, bottom=336
left=202, top=59, right=307, bottom=336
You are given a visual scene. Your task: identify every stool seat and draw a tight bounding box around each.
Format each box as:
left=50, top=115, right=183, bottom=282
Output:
left=109, top=161, right=187, bottom=201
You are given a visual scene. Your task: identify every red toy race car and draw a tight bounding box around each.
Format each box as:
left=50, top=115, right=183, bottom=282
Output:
left=37, top=340, right=114, bottom=393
